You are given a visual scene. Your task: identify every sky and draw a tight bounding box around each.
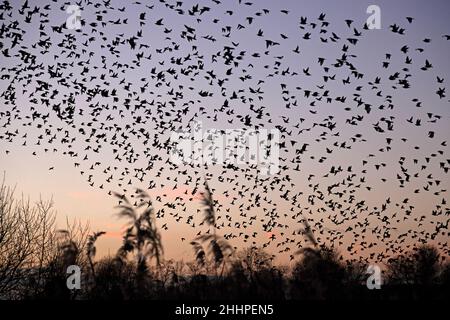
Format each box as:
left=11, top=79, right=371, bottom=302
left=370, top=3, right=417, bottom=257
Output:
left=0, top=0, right=449, bottom=266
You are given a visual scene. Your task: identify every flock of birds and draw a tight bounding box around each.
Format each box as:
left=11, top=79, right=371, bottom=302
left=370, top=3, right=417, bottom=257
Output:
left=0, top=0, right=449, bottom=264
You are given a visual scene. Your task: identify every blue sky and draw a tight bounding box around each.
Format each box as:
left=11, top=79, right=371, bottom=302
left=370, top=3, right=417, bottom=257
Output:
left=0, top=0, right=449, bottom=265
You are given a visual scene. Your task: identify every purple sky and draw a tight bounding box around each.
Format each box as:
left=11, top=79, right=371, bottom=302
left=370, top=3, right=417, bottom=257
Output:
left=1, top=0, right=449, bottom=265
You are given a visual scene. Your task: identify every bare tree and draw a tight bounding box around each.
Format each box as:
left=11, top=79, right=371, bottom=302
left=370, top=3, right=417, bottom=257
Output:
left=0, top=177, right=57, bottom=299
left=386, top=244, right=441, bottom=285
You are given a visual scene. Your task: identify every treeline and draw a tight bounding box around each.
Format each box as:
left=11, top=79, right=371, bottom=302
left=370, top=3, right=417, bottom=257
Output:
left=1, top=179, right=449, bottom=300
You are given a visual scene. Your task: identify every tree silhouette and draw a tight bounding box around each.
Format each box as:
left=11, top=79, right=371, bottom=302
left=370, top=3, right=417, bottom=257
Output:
left=0, top=177, right=56, bottom=299
left=386, top=245, right=440, bottom=286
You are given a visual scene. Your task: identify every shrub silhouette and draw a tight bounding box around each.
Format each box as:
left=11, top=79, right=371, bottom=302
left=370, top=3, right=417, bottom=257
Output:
left=229, top=247, right=285, bottom=299
left=291, top=246, right=348, bottom=299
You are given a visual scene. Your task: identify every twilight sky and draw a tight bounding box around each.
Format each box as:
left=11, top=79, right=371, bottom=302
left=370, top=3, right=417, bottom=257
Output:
left=0, top=0, right=449, bottom=266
